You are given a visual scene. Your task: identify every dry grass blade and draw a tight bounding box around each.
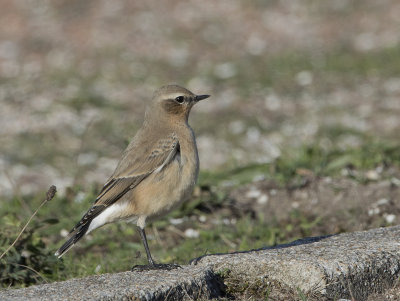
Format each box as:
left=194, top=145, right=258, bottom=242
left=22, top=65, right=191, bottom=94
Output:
left=0, top=185, right=57, bottom=260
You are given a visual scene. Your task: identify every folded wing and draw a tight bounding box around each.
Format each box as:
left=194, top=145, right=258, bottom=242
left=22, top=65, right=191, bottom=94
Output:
left=55, top=133, right=179, bottom=257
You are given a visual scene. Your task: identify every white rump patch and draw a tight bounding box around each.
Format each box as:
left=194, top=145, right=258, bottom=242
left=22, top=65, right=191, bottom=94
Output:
left=87, top=202, right=132, bottom=234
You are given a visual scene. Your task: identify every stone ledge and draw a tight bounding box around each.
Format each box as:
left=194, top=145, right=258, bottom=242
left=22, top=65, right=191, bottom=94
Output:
left=0, top=266, right=223, bottom=301
left=1, top=226, right=400, bottom=300
left=192, top=225, right=400, bottom=300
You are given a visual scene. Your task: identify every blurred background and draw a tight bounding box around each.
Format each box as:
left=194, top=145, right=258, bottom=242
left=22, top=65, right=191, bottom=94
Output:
left=1, top=0, right=399, bottom=197
left=1, top=0, right=400, bottom=294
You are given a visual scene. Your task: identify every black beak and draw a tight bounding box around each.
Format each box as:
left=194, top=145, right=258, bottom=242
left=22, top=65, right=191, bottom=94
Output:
left=195, top=95, right=210, bottom=102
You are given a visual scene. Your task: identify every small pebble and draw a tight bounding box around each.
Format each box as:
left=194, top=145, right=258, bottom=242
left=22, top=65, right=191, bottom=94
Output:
left=368, top=208, right=380, bottom=216
left=366, top=170, right=379, bottom=181
left=257, top=194, right=269, bottom=205
left=95, top=265, right=101, bottom=273
left=376, top=198, right=389, bottom=206
left=246, top=188, right=261, bottom=198
left=169, top=218, right=184, bottom=225
left=60, top=229, right=69, bottom=237
left=184, top=228, right=199, bottom=238
left=391, top=177, right=400, bottom=187
left=384, top=214, right=396, bottom=224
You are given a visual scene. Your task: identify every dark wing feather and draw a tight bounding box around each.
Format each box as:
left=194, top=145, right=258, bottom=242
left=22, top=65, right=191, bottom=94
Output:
left=69, top=133, right=179, bottom=233
left=56, top=129, right=180, bottom=258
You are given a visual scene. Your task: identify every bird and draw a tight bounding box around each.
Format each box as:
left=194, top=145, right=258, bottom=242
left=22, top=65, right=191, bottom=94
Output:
left=55, top=84, right=210, bottom=270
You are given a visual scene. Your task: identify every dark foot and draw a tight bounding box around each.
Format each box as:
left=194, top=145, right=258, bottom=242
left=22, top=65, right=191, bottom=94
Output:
left=131, top=263, right=182, bottom=272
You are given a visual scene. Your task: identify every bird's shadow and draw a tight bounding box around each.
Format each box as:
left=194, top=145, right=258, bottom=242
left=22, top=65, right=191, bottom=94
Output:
left=189, top=233, right=336, bottom=265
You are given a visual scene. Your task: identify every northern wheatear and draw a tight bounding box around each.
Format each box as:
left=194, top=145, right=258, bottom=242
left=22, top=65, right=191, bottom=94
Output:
left=55, top=85, right=210, bottom=270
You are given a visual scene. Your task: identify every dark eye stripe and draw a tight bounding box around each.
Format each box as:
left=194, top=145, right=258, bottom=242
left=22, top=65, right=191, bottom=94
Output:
left=163, top=99, right=183, bottom=114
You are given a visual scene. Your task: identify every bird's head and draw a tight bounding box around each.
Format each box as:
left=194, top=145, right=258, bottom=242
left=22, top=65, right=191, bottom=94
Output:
left=146, top=85, right=210, bottom=123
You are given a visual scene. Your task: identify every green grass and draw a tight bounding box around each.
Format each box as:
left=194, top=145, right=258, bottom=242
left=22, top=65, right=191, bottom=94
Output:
left=1, top=138, right=399, bottom=288
left=1, top=2, right=399, bottom=298
left=199, top=137, right=400, bottom=188
left=2, top=43, right=400, bottom=293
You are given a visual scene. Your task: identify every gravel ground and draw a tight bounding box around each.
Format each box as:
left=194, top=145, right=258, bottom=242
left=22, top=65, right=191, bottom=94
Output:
left=1, top=1, right=399, bottom=197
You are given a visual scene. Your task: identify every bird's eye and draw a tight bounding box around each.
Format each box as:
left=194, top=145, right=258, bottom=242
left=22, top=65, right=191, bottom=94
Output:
left=175, top=96, right=184, bottom=104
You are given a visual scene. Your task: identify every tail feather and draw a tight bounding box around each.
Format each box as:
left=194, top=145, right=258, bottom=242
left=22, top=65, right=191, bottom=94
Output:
left=55, top=204, right=107, bottom=258
left=55, top=222, right=91, bottom=258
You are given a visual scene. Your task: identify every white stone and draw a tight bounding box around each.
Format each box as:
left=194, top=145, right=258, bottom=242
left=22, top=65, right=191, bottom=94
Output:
left=246, top=188, right=261, bottom=199
left=296, top=71, right=313, bottom=86
left=376, top=198, right=389, bottom=206
left=384, top=214, right=396, bottom=224
left=184, top=228, right=199, bottom=238
left=257, top=194, right=269, bottom=205
left=169, top=217, right=184, bottom=225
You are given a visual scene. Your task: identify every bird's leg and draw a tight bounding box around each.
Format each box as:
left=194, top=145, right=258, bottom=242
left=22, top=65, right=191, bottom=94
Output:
left=138, top=226, right=155, bottom=265
left=131, top=226, right=181, bottom=271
